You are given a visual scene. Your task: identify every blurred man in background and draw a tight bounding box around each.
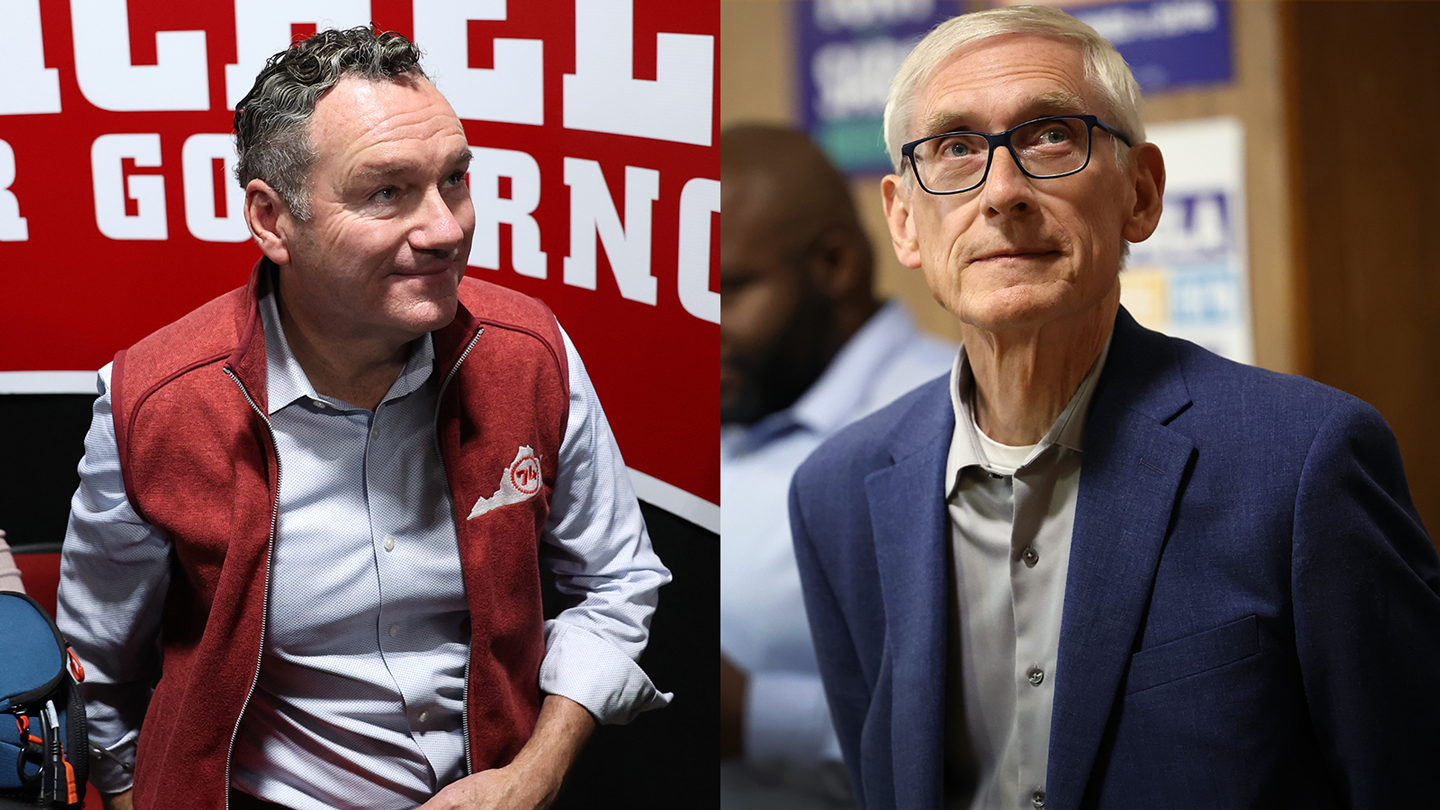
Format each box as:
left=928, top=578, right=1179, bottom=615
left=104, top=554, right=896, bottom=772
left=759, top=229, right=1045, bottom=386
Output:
left=720, top=124, right=954, bottom=808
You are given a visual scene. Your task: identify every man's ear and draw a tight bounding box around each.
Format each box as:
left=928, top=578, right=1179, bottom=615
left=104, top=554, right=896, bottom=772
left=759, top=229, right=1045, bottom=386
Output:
left=806, top=226, right=866, bottom=302
left=1121, top=142, right=1166, bottom=244
left=244, top=178, right=294, bottom=265
left=881, top=174, right=923, bottom=269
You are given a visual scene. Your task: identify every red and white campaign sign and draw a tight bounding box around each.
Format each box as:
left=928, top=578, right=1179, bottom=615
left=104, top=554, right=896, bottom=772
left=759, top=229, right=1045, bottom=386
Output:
left=0, top=0, right=718, bottom=529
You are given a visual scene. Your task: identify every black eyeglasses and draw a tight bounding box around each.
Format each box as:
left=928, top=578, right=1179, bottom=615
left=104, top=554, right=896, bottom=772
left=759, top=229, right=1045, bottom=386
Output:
left=900, top=114, right=1133, bottom=195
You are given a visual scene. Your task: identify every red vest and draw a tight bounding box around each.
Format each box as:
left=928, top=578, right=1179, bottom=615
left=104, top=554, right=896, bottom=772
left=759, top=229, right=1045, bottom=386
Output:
left=110, top=260, right=570, bottom=809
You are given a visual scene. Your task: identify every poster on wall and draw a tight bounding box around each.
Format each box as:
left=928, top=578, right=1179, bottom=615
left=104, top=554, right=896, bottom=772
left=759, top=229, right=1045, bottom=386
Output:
left=0, top=0, right=718, bottom=530
left=1063, top=0, right=1232, bottom=94
left=1121, top=116, right=1253, bottom=364
left=794, top=0, right=963, bottom=175
left=797, top=0, right=1230, bottom=175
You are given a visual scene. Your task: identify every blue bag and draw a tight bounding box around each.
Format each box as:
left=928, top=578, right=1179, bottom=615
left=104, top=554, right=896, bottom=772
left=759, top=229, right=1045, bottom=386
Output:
left=0, top=591, right=87, bottom=807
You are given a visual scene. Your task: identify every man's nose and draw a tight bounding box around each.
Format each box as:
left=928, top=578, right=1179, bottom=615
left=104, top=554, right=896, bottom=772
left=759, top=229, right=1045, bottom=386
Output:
left=411, top=187, right=467, bottom=253
left=979, top=145, right=1035, bottom=214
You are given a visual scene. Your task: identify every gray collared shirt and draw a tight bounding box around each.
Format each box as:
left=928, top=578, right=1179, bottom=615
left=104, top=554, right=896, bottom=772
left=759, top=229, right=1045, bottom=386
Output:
left=942, top=334, right=1111, bottom=810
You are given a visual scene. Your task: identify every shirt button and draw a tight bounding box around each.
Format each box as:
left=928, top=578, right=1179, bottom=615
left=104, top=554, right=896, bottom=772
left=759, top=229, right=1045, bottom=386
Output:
left=389, top=624, right=400, bottom=638
left=1028, top=667, right=1044, bottom=686
left=383, top=535, right=396, bottom=552
left=418, top=710, right=429, bottom=723
left=1032, top=789, right=1046, bottom=808
left=313, top=399, right=327, bottom=409
left=1022, top=547, right=1039, bottom=567
left=371, top=427, right=380, bottom=440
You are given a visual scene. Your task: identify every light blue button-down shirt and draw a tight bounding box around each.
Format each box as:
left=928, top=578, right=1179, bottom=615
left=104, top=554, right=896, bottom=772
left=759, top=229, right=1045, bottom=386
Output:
left=59, top=285, right=671, bottom=808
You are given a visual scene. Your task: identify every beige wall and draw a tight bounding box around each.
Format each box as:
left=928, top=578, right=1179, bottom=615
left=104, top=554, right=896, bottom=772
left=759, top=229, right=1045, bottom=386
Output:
left=720, top=0, right=1301, bottom=372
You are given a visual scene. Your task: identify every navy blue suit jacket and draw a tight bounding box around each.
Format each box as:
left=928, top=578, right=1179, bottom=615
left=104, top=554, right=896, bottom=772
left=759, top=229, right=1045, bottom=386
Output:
left=789, top=308, right=1440, bottom=808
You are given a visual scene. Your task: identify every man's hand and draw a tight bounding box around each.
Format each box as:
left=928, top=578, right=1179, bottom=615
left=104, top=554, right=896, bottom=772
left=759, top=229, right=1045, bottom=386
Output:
left=418, top=694, right=595, bottom=810
left=419, top=764, right=553, bottom=810
left=721, top=654, right=746, bottom=760
left=100, top=790, right=134, bottom=810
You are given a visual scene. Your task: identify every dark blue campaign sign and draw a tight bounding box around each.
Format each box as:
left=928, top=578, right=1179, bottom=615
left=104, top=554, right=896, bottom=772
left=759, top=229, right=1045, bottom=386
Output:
left=1068, top=0, right=1232, bottom=94
left=794, top=0, right=963, bottom=175
left=793, top=0, right=1230, bottom=176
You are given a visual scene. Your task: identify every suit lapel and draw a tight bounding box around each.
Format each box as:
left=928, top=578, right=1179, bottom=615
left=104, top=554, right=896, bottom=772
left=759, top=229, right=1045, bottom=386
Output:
left=866, top=380, right=953, bottom=810
left=1046, top=309, right=1196, bottom=809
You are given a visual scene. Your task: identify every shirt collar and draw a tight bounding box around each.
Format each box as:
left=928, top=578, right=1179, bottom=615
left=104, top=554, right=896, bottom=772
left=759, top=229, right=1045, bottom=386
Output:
left=945, top=326, right=1114, bottom=484
left=723, top=301, right=932, bottom=457
left=259, top=283, right=436, bottom=415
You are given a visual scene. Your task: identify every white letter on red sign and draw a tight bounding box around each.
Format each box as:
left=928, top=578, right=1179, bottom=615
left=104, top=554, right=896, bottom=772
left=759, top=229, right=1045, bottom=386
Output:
left=0, top=140, right=29, bottom=241
left=1, top=0, right=62, bottom=115
left=91, top=134, right=167, bottom=240
left=562, top=0, right=714, bottom=146
left=225, top=0, right=371, bottom=110
left=563, top=158, right=658, bottom=306
left=467, top=146, right=546, bottom=278
left=413, top=0, right=543, bottom=125
left=182, top=134, right=248, bottom=243
left=71, top=0, right=209, bottom=111
left=677, top=177, right=719, bottom=324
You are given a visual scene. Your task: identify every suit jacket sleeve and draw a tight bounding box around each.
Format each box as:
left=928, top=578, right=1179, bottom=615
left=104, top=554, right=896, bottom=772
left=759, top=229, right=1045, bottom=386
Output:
left=1291, top=396, right=1440, bottom=805
left=790, top=469, right=872, bottom=805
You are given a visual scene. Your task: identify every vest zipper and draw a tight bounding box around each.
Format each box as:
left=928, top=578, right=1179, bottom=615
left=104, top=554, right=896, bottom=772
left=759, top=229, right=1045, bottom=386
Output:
left=434, top=326, right=484, bottom=776
left=221, top=367, right=281, bottom=810
left=210, top=327, right=482, bottom=800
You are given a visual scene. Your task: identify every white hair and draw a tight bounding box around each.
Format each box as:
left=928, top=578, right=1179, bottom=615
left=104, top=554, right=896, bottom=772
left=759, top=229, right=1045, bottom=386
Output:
left=882, top=4, right=1145, bottom=173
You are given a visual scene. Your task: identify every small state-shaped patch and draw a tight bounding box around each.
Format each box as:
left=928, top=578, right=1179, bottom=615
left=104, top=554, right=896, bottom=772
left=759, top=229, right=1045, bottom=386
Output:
left=468, top=445, right=543, bottom=519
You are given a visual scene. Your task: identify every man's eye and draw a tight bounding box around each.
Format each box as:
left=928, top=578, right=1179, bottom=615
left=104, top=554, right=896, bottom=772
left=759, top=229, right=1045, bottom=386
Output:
left=718, top=273, right=752, bottom=295
left=444, top=171, right=468, bottom=188
left=372, top=187, right=397, bottom=202
left=939, top=138, right=973, bottom=158
left=1040, top=127, right=1070, bottom=144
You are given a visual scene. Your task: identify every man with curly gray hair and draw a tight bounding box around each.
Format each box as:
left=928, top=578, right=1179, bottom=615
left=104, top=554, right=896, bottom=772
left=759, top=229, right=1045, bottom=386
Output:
left=233, top=27, right=431, bottom=222
left=790, top=6, right=1440, bottom=808
left=59, top=27, right=671, bottom=810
